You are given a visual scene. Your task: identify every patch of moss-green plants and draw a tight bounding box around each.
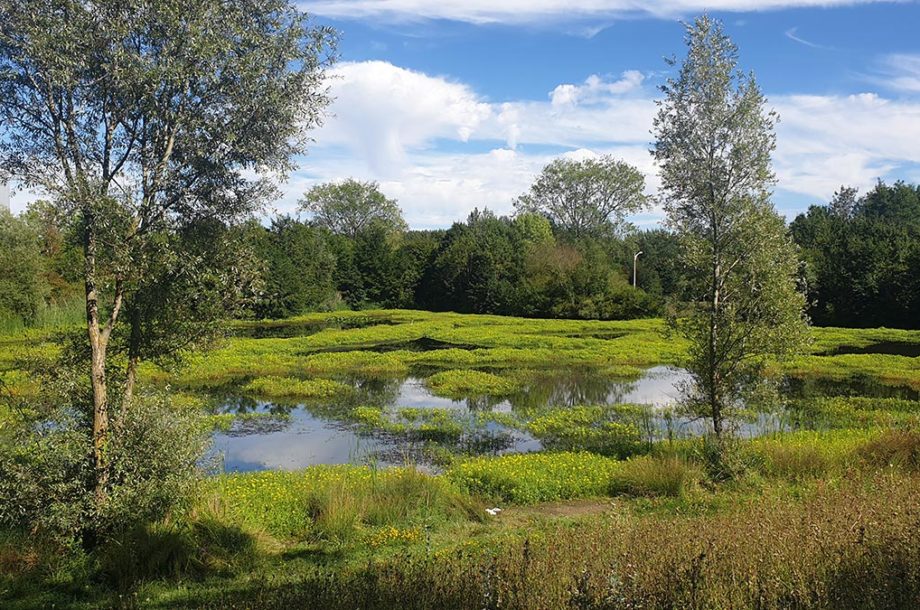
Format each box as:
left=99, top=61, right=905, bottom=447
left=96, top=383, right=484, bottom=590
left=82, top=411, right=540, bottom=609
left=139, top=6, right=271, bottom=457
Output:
left=242, top=376, right=352, bottom=400
left=425, top=369, right=520, bottom=398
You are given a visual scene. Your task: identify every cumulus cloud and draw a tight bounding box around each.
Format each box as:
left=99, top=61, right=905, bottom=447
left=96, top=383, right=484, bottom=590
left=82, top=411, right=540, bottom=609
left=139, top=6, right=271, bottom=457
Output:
left=302, top=0, right=891, bottom=25
left=275, top=60, right=920, bottom=228
left=550, top=71, right=645, bottom=108
left=313, top=61, right=491, bottom=175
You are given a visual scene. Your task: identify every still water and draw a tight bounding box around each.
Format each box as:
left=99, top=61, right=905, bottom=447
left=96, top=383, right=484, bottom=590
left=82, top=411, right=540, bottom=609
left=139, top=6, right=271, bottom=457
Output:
left=212, top=366, right=691, bottom=472
left=210, top=364, right=918, bottom=472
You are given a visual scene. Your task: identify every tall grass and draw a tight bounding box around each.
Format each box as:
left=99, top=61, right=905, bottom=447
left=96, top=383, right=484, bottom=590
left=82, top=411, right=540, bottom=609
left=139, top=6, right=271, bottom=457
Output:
left=142, top=472, right=920, bottom=610
left=0, top=299, right=83, bottom=337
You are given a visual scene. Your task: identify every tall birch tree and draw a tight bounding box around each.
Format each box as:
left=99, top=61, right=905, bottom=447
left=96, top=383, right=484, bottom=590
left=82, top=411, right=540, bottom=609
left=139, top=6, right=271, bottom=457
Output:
left=652, top=15, right=808, bottom=440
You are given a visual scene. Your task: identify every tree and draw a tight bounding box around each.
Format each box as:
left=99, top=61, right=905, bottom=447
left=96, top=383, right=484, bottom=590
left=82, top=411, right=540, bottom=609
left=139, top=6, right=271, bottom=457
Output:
left=514, top=156, right=648, bottom=239
left=652, top=16, right=808, bottom=441
left=301, top=179, right=406, bottom=238
left=828, top=186, right=859, bottom=219
left=0, top=0, right=335, bottom=501
left=791, top=181, right=920, bottom=329
left=0, top=210, right=46, bottom=323
left=252, top=217, right=337, bottom=318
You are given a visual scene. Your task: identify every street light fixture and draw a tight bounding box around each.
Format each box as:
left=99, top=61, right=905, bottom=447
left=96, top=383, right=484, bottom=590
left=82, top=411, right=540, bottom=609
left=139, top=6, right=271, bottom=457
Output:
left=633, top=251, right=643, bottom=288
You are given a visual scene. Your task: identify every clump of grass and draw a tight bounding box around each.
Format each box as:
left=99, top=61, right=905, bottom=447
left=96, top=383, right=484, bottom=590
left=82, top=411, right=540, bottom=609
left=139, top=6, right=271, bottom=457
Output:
left=97, top=501, right=279, bottom=589
left=301, top=351, right=409, bottom=378
left=448, top=451, right=621, bottom=504
left=785, top=396, right=920, bottom=429
left=750, top=429, right=873, bottom=479
left=242, top=376, right=352, bottom=400
left=859, top=429, right=920, bottom=471
left=609, top=455, right=703, bottom=497
left=425, top=369, right=520, bottom=398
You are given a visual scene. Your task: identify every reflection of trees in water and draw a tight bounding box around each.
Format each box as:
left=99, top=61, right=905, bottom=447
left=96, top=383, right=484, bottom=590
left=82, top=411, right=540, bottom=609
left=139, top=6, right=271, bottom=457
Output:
left=465, top=395, right=506, bottom=411
left=344, top=375, right=404, bottom=407
left=507, top=371, right=638, bottom=411
left=782, top=375, right=920, bottom=401
left=218, top=395, right=295, bottom=417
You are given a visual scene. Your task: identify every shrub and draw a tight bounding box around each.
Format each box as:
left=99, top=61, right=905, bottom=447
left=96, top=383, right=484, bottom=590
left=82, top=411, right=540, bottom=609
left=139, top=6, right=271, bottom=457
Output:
left=0, top=395, right=209, bottom=547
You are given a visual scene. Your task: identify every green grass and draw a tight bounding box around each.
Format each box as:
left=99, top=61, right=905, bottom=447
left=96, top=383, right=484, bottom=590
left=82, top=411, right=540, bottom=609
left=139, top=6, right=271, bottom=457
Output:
left=447, top=451, right=623, bottom=504
left=5, top=310, right=920, bottom=607
left=208, top=466, right=481, bottom=541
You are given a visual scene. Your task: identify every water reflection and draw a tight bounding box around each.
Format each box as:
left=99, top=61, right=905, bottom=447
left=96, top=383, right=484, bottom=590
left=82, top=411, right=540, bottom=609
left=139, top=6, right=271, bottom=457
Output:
left=210, top=365, right=919, bottom=472
left=210, top=366, right=692, bottom=472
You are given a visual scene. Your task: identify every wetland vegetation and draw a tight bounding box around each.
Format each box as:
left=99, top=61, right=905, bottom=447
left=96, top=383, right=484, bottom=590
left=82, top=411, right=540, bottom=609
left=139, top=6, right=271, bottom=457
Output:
left=3, top=310, right=920, bottom=608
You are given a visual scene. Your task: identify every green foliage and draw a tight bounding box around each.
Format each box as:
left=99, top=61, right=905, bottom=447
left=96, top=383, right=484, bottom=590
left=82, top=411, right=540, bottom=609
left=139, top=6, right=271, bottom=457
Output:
left=0, top=395, right=209, bottom=546
left=653, top=15, right=809, bottom=437
left=425, top=369, right=520, bottom=398
left=210, top=466, right=479, bottom=541
left=0, top=211, right=46, bottom=324
left=242, top=376, right=352, bottom=400
left=301, top=179, right=406, bottom=239
left=526, top=406, right=644, bottom=457
left=251, top=217, right=338, bottom=318
left=791, top=181, right=920, bottom=329
left=609, top=455, right=703, bottom=497
left=514, top=155, right=648, bottom=238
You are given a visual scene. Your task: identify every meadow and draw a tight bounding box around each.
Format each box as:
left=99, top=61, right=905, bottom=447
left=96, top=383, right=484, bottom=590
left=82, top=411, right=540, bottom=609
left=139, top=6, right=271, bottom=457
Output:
left=2, top=310, right=920, bottom=608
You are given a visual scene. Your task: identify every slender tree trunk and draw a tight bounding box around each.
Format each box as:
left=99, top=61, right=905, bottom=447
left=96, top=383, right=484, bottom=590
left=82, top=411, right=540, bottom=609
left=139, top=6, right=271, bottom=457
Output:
left=121, top=307, right=142, bottom=414
left=710, top=250, right=723, bottom=439
left=84, top=217, right=110, bottom=503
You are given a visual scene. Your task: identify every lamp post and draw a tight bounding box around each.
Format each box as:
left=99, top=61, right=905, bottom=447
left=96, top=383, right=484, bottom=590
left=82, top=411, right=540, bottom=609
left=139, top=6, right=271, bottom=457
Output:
left=633, top=251, right=643, bottom=288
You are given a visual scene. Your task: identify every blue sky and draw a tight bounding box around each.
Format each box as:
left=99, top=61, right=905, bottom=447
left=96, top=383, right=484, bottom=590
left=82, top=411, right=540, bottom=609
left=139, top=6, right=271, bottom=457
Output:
left=12, top=1, right=920, bottom=229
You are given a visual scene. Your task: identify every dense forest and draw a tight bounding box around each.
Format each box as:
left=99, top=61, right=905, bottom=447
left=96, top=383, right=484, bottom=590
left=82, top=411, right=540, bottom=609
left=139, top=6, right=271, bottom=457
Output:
left=2, top=178, right=918, bottom=330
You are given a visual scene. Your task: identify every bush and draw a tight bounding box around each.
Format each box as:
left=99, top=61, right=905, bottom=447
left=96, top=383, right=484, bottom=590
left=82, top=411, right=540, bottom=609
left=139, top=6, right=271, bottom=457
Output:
left=0, top=395, right=209, bottom=547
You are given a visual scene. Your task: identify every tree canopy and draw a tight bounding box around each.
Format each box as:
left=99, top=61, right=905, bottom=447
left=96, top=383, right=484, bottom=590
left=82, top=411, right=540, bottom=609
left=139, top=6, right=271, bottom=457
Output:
left=0, top=0, right=336, bottom=503
left=514, top=156, right=648, bottom=239
left=301, top=179, right=406, bottom=238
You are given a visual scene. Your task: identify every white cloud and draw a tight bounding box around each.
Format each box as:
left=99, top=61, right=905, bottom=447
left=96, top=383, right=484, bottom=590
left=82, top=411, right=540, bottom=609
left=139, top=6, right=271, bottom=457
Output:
left=288, top=60, right=920, bottom=228
left=279, top=61, right=920, bottom=226
left=550, top=71, right=645, bottom=108
left=313, top=61, right=491, bottom=175
left=302, top=0, right=891, bottom=25
left=875, top=54, right=920, bottom=93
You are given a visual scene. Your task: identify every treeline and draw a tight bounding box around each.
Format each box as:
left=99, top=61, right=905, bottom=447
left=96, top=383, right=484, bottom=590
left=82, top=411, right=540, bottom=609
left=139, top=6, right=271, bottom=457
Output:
left=247, top=208, right=679, bottom=320
left=792, top=182, right=920, bottom=329
left=2, top=178, right=918, bottom=329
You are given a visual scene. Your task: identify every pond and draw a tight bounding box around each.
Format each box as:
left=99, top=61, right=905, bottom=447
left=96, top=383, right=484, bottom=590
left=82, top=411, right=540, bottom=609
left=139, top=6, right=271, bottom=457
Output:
left=209, top=363, right=920, bottom=473
left=208, top=366, right=772, bottom=472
